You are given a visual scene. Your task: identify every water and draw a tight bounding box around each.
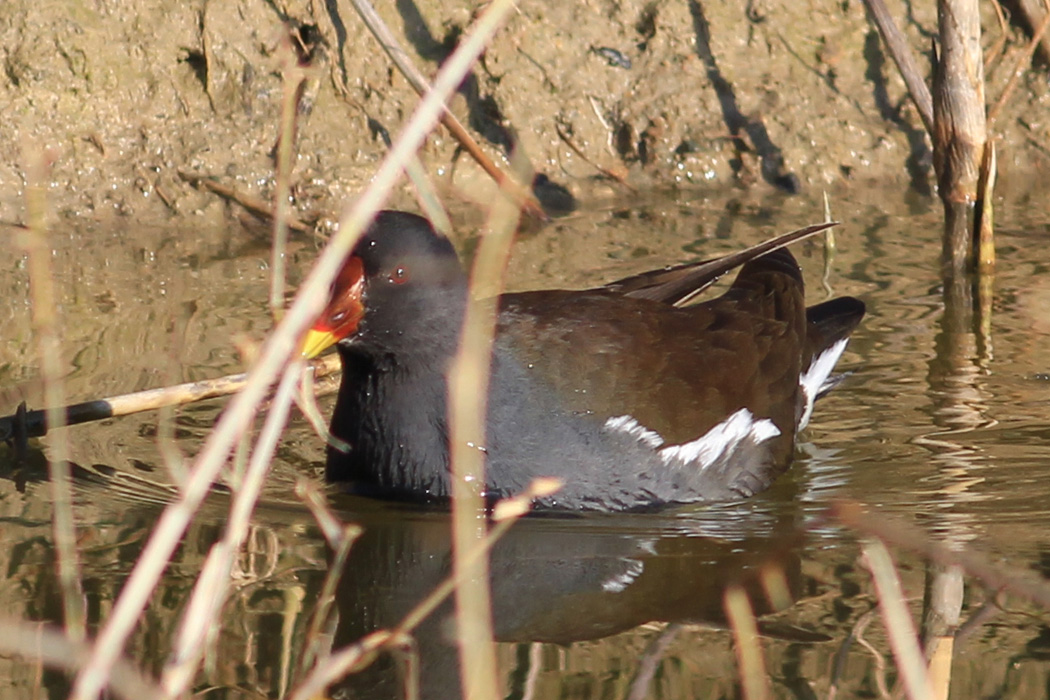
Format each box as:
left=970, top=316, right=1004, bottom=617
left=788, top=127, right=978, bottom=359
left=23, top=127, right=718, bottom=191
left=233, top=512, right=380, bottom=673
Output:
left=2, top=184, right=1049, bottom=698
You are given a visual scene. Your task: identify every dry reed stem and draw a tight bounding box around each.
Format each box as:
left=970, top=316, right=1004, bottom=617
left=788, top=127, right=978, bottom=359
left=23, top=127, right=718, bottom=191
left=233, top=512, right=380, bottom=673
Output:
left=861, top=539, right=934, bottom=700
left=724, top=585, right=771, bottom=700
left=160, top=364, right=302, bottom=697
left=71, top=3, right=516, bottom=696
left=270, top=34, right=310, bottom=317
left=830, top=501, right=1050, bottom=608
left=288, top=480, right=548, bottom=700
left=347, top=0, right=547, bottom=221
left=926, top=634, right=954, bottom=700
left=934, top=0, right=988, bottom=273
left=447, top=149, right=528, bottom=700
left=761, top=564, right=794, bottom=612
left=863, top=0, right=935, bottom=135
left=22, top=148, right=86, bottom=642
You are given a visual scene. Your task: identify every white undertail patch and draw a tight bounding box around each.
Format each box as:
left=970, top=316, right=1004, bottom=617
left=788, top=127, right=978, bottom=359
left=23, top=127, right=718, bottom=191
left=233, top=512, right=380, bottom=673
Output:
left=797, top=337, right=849, bottom=430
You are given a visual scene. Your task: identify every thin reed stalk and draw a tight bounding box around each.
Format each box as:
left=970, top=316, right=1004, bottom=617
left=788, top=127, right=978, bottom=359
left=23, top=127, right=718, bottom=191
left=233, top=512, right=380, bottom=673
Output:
left=270, top=34, right=309, bottom=318
left=862, top=539, right=934, bottom=700
left=22, top=148, right=86, bottom=642
left=70, top=3, right=517, bottom=695
left=724, top=585, right=770, bottom=700
left=447, top=157, right=528, bottom=700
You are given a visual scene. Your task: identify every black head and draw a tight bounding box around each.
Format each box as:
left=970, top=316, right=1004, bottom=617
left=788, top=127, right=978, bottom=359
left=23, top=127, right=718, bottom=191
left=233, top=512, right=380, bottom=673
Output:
left=302, top=211, right=467, bottom=358
left=352, top=211, right=464, bottom=285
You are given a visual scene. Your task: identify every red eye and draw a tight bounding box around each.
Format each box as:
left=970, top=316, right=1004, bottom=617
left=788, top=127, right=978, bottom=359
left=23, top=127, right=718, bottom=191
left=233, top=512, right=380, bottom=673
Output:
left=389, top=266, right=409, bottom=285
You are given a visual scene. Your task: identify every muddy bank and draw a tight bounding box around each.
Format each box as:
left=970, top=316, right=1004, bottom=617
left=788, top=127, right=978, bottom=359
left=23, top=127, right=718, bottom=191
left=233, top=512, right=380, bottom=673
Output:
left=1, top=0, right=1048, bottom=226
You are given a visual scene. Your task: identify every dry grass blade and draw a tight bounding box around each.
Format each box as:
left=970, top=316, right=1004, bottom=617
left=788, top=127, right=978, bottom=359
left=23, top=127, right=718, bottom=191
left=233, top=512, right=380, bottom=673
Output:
left=70, top=3, right=518, bottom=696
left=21, top=148, right=86, bottom=642
left=987, top=5, right=1050, bottom=127
left=371, top=120, right=453, bottom=237
left=161, top=363, right=302, bottom=697
left=0, top=619, right=159, bottom=700
left=861, top=539, right=934, bottom=700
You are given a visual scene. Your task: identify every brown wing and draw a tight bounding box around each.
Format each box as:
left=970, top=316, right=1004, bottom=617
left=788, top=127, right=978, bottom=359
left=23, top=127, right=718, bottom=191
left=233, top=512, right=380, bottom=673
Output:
left=496, top=249, right=807, bottom=464
left=601, top=222, right=835, bottom=305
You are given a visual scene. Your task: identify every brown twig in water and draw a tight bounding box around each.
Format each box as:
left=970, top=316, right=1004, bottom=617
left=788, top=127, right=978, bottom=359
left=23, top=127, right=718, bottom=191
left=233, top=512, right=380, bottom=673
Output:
left=0, top=354, right=343, bottom=442
left=21, top=147, right=87, bottom=642
left=177, top=171, right=312, bottom=233
left=346, top=0, right=548, bottom=222
left=71, top=5, right=518, bottom=696
left=554, top=124, right=637, bottom=191
left=863, top=0, right=935, bottom=135
left=293, top=480, right=364, bottom=678
left=626, top=623, right=681, bottom=700
left=843, top=610, right=892, bottom=700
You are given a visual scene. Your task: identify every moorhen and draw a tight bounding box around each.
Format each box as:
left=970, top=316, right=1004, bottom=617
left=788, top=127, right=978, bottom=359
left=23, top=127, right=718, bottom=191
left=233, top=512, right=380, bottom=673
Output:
left=302, top=211, right=865, bottom=511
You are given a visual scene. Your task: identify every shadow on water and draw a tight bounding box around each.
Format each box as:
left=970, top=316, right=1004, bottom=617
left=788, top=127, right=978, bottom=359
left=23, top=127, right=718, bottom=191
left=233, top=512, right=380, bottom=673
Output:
left=326, top=497, right=810, bottom=700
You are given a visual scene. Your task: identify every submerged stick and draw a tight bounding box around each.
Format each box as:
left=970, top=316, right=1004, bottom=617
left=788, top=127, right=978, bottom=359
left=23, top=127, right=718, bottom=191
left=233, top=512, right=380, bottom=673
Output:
left=0, top=354, right=342, bottom=442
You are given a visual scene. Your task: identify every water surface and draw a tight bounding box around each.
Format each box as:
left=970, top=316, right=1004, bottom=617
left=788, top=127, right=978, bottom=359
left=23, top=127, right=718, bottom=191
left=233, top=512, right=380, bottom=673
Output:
left=2, top=183, right=1049, bottom=698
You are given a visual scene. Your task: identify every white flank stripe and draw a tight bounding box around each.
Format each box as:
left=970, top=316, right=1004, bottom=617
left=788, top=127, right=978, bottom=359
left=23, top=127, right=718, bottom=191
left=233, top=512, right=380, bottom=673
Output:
left=604, top=415, right=664, bottom=448
left=604, top=409, right=780, bottom=470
